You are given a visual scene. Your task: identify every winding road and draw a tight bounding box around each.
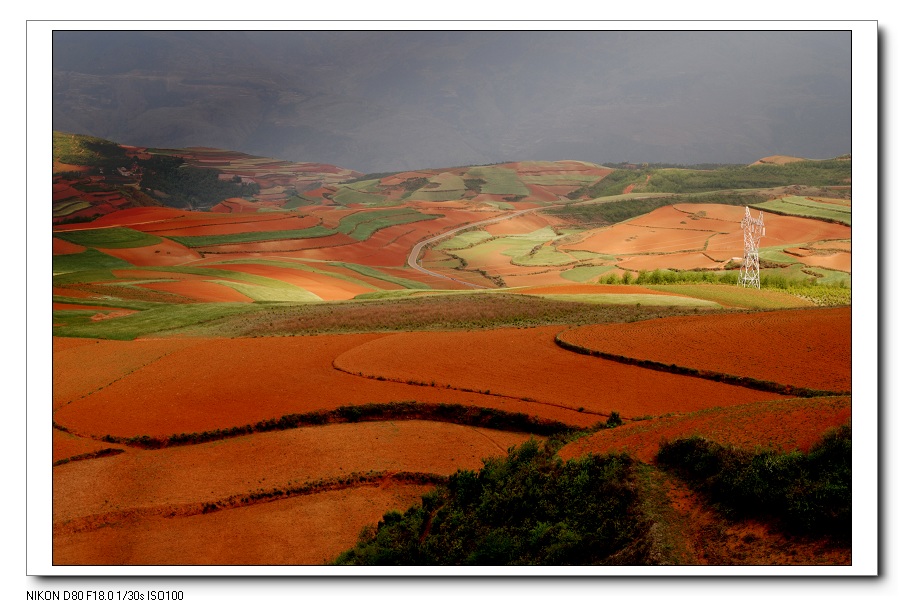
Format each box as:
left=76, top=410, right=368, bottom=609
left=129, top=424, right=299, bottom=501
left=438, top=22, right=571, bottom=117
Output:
left=406, top=205, right=560, bottom=289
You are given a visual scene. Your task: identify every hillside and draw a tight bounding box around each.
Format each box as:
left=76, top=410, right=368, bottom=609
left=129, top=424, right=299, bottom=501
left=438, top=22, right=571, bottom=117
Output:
left=51, top=133, right=854, bottom=567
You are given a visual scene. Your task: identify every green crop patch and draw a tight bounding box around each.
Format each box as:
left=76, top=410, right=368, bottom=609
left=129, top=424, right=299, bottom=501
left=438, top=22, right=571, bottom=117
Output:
left=212, top=280, right=323, bottom=302
left=54, top=228, right=162, bottom=249
left=165, top=225, right=337, bottom=248
left=436, top=230, right=494, bottom=250
left=560, top=265, right=619, bottom=283
left=511, top=246, right=576, bottom=267
left=408, top=189, right=465, bottom=202
left=332, top=186, right=389, bottom=205
left=650, top=284, right=814, bottom=310
left=335, top=208, right=441, bottom=241
left=466, top=167, right=530, bottom=196
left=53, top=199, right=93, bottom=217
left=53, top=249, right=133, bottom=275
left=749, top=200, right=851, bottom=226
left=340, top=263, right=431, bottom=289
left=52, top=303, right=266, bottom=340
left=518, top=174, right=599, bottom=186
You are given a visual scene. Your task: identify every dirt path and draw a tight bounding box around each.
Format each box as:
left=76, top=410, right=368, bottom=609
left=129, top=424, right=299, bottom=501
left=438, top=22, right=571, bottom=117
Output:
left=406, top=205, right=560, bottom=288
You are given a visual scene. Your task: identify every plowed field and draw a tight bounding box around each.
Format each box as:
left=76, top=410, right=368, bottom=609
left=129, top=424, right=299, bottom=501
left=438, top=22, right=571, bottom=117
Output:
left=53, top=421, right=533, bottom=525
left=52, top=334, right=597, bottom=438
left=333, top=326, right=786, bottom=418
left=54, top=482, right=432, bottom=565
left=558, top=307, right=851, bottom=392
left=559, top=396, right=851, bottom=464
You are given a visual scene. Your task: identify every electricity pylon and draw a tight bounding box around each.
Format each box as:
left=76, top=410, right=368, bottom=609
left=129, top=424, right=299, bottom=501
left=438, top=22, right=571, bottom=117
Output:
left=738, top=206, right=766, bottom=288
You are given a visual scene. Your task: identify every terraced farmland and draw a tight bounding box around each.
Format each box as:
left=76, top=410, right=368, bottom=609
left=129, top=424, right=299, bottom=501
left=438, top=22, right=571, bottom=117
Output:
left=51, top=137, right=854, bottom=566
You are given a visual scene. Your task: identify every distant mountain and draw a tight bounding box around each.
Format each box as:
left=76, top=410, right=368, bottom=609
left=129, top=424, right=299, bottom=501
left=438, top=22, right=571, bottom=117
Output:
left=52, top=31, right=852, bottom=173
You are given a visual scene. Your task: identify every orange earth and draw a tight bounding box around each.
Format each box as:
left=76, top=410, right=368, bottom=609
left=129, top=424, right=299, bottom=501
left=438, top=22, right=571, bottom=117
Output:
left=559, top=396, right=851, bottom=464
left=332, top=326, right=786, bottom=418
left=558, top=307, right=851, bottom=392
left=51, top=333, right=603, bottom=439
left=52, top=420, right=537, bottom=565
left=52, top=237, right=86, bottom=255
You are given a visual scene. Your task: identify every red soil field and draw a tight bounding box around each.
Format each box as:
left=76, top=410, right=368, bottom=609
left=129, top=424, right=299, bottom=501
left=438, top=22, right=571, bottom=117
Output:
left=526, top=185, right=562, bottom=202
left=136, top=280, right=254, bottom=303
left=668, top=203, right=852, bottom=252
left=558, top=307, right=851, bottom=392
left=52, top=237, right=86, bottom=255
left=52, top=302, right=138, bottom=316
left=567, top=224, right=716, bottom=255
left=617, top=252, right=726, bottom=271
left=132, top=210, right=282, bottom=232
left=53, top=162, right=90, bottom=173
left=53, top=429, right=132, bottom=464
left=559, top=396, right=851, bottom=464
left=210, top=198, right=273, bottom=213
left=196, top=233, right=356, bottom=254
left=146, top=214, right=319, bottom=237
left=199, top=263, right=373, bottom=300
left=52, top=334, right=599, bottom=438
left=482, top=212, right=559, bottom=236
left=98, top=237, right=201, bottom=266
left=630, top=205, right=740, bottom=233
left=333, top=326, right=786, bottom=419
left=55, top=207, right=186, bottom=230
left=793, top=251, right=852, bottom=272
left=53, top=337, right=207, bottom=412
left=54, top=483, right=432, bottom=565
left=53, top=421, right=535, bottom=525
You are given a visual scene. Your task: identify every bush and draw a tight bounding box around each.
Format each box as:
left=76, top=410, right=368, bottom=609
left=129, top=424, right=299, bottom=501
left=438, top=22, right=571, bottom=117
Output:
left=334, top=440, right=653, bottom=565
left=655, top=425, right=851, bottom=539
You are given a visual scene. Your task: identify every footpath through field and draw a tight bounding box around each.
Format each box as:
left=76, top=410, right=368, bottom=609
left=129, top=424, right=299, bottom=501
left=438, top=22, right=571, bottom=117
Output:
left=406, top=205, right=560, bottom=288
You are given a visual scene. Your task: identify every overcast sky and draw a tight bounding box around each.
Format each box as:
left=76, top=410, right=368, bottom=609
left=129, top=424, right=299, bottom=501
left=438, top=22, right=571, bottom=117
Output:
left=52, top=30, right=852, bottom=172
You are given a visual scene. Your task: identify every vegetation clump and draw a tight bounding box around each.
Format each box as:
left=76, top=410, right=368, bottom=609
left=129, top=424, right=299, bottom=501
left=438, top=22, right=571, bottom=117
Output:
left=655, top=425, right=851, bottom=540
left=334, top=439, right=654, bottom=565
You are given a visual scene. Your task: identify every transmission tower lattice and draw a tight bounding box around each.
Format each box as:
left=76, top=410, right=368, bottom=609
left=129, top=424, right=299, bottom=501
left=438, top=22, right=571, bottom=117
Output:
left=738, top=206, right=766, bottom=288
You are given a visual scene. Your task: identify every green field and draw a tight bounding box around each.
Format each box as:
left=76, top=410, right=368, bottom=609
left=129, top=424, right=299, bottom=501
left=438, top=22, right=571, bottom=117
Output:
left=54, top=228, right=162, bottom=249
left=532, top=293, right=722, bottom=308
left=511, top=246, right=576, bottom=267
left=165, top=226, right=337, bottom=248
left=559, top=265, right=619, bottom=283
left=53, top=249, right=133, bottom=275
left=436, top=230, right=494, bottom=250
left=332, top=186, right=389, bottom=205
left=751, top=199, right=851, bottom=226
left=212, top=280, right=323, bottom=302
left=466, top=167, right=530, bottom=196
left=648, top=284, right=816, bottom=310
left=339, top=263, right=431, bottom=290
left=52, top=303, right=265, bottom=340
left=53, top=199, right=93, bottom=217
left=337, top=209, right=441, bottom=241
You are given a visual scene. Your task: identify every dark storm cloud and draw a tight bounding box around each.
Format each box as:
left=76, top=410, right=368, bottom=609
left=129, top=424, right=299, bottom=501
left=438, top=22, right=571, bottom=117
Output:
left=52, top=30, right=852, bottom=172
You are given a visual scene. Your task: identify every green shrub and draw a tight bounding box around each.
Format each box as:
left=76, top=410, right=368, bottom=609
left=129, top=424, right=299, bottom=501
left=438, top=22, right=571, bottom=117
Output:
left=334, top=440, right=652, bottom=565
left=655, top=425, right=851, bottom=539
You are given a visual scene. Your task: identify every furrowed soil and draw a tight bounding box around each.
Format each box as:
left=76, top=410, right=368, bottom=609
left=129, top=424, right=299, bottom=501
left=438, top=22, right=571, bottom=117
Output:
left=52, top=334, right=598, bottom=438
left=333, top=326, right=786, bottom=419
left=53, top=420, right=535, bottom=565
left=559, top=396, right=852, bottom=464
left=558, top=307, right=851, bottom=392
left=54, top=482, right=432, bottom=565
left=53, top=421, right=532, bottom=525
